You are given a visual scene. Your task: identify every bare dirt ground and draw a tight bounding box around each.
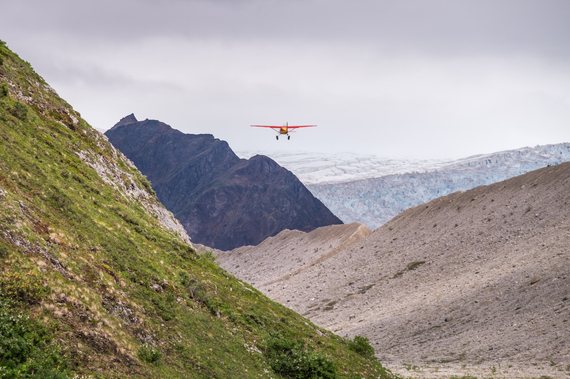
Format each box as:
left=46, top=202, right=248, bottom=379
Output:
left=216, top=162, right=570, bottom=378
left=215, top=222, right=371, bottom=288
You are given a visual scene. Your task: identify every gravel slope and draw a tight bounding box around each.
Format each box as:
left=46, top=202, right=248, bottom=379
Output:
left=216, top=162, right=570, bottom=378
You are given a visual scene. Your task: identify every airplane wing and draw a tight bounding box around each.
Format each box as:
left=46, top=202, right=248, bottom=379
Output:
left=251, top=125, right=281, bottom=129
left=250, top=125, right=317, bottom=128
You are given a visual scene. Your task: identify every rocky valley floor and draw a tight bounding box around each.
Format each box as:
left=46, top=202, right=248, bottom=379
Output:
left=216, top=162, right=570, bottom=378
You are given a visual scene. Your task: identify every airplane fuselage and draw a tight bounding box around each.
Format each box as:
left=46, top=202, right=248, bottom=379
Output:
left=279, top=127, right=289, bottom=135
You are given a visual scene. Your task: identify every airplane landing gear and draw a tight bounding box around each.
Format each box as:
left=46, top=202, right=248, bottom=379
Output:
left=288, top=135, right=290, bottom=140
left=276, top=136, right=279, bottom=140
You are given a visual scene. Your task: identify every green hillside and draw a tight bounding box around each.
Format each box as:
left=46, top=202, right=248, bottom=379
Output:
left=0, top=40, right=393, bottom=379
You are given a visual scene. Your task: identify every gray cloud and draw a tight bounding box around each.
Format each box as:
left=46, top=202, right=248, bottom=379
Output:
left=7, top=0, right=570, bottom=57
left=1, top=0, right=569, bottom=158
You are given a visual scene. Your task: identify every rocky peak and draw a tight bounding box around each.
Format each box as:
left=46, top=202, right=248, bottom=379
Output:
left=110, top=113, right=138, bottom=130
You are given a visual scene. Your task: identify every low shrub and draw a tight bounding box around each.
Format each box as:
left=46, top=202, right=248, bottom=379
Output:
left=0, top=82, right=8, bottom=97
left=179, top=272, right=208, bottom=301
left=264, top=335, right=338, bottom=379
left=152, top=293, right=176, bottom=321
left=0, top=240, right=11, bottom=258
left=347, top=335, right=376, bottom=360
left=48, top=187, right=73, bottom=211
left=10, top=101, right=28, bottom=120
left=200, top=249, right=217, bottom=262
left=138, top=344, right=162, bottom=364
left=245, top=312, right=264, bottom=326
left=140, top=176, right=155, bottom=195
left=0, top=270, right=48, bottom=304
left=0, top=299, right=70, bottom=378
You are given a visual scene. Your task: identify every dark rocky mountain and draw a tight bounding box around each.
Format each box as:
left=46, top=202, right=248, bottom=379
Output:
left=105, top=115, right=342, bottom=250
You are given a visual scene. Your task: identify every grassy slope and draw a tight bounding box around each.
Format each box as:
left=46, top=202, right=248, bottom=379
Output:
left=0, top=41, right=392, bottom=379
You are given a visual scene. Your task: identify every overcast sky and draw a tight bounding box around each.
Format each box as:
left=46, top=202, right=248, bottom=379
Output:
left=1, top=0, right=569, bottom=159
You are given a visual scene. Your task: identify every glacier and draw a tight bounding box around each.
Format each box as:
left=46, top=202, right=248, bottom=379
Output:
left=237, top=143, right=570, bottom=229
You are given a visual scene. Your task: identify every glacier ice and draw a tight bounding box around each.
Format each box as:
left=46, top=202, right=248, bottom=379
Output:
left=238, top=143, right=570, bottom=229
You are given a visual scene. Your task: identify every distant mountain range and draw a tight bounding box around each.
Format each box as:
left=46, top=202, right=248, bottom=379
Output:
left=239, top=143, right=570, bottom=228
left=105, top=115, right=342, bottom=250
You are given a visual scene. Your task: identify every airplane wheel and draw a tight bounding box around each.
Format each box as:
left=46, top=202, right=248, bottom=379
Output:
left=288, top=135, right=290, bottom=140
left=276, top=136, right=279, bottom=140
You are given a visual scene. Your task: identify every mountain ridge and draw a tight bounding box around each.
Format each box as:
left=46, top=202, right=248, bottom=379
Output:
left=105, top=117, right=342, bottom=250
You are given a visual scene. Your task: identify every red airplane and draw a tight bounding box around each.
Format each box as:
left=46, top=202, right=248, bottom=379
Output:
left=251, top=122, right=317, bottom=140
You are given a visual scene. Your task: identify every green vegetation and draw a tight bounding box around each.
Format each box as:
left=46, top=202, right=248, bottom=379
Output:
left=347, top=336, right=376, bottom=360
left=0, top=270, right=48, bottom=304
left=138, top=344, right=163, bottom=364
left=406, top=261, right=425, bottom=271
left=0, top=270, right=70, bottom=378
left=9, top=101, right=27, bottom=120
left=0, top=299, right=70, bottom=378
left=0, top=82, right=8, bottom=97
left=392, top=261, right=425, bottom=279
left=200, top=249, right=217, bottom=262
left=0, top=40, right=393, bottom=378
left=265, top=334, right=338, bottom=378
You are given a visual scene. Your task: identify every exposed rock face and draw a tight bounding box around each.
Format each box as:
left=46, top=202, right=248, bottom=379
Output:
left=76, top=133, right=193, bottom=246
left=105, top=115, right=342, bottom=250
